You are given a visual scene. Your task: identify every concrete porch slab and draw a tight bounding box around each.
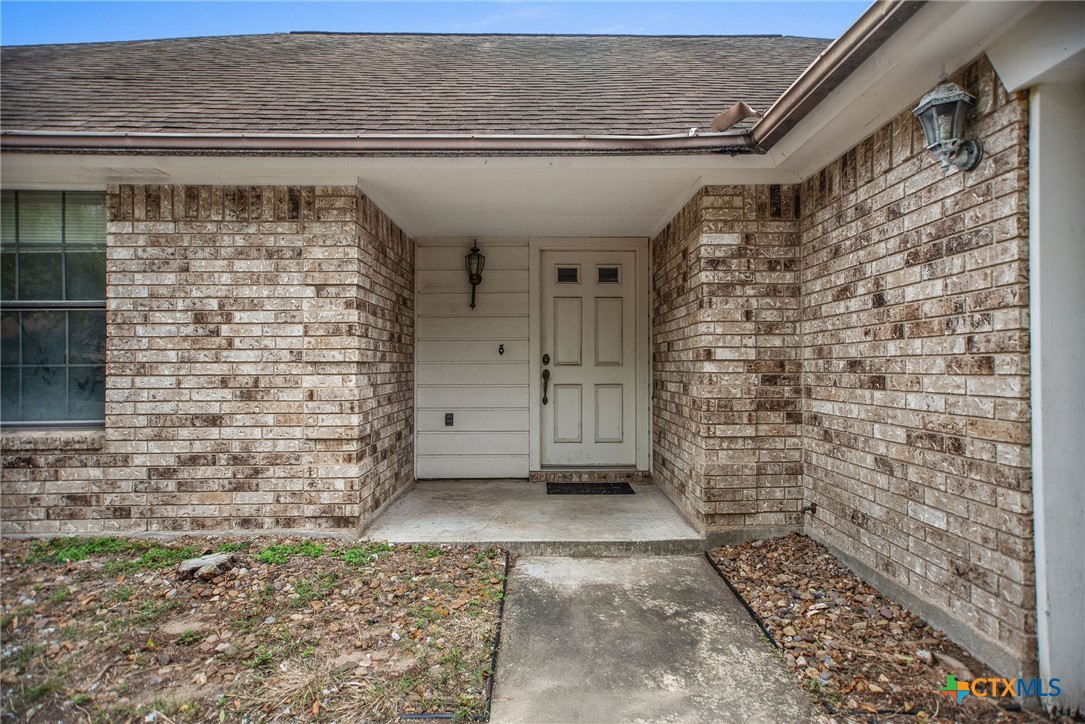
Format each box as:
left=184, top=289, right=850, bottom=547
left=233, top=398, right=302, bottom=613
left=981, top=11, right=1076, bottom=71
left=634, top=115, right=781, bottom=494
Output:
left=362, top=480, right=704, bottom=555
left=490, top=556, right=816, bottom=723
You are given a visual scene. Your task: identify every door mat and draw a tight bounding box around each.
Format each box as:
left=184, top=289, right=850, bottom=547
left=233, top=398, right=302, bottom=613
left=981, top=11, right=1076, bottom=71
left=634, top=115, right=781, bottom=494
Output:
left=545, top=482, right=635, bottom=495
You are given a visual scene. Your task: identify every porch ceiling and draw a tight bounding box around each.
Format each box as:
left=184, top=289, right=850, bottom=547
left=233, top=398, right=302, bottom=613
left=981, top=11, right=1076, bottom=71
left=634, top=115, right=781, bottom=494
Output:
left=0, top=152, right=789, bottom=238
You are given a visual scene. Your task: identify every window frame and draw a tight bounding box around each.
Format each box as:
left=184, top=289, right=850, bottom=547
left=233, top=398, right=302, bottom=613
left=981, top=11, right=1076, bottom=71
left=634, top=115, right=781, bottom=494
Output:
left=1, top=190, right=107, bottom=428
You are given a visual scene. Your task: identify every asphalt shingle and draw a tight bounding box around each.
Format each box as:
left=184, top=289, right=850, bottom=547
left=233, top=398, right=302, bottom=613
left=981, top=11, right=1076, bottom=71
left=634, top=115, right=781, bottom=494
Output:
left=1, top=33, right=829, bottom=137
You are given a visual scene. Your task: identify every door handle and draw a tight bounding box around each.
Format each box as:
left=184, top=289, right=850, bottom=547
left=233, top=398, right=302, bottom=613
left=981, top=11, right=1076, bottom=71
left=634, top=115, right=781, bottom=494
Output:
left=542, top=368, right=551, bottom=405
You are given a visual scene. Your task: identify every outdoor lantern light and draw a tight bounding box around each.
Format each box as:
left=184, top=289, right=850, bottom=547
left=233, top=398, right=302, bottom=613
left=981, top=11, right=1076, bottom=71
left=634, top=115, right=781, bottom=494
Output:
left=465, top=240, right=485, bottom=309
left=912, top=81, right=984, bottom=172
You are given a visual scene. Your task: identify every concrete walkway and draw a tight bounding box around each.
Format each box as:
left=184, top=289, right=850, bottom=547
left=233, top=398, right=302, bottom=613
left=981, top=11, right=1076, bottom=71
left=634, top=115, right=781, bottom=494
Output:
left=363, top=480, right=703, bottom=555
left=490, top=555, right=815, bottom=724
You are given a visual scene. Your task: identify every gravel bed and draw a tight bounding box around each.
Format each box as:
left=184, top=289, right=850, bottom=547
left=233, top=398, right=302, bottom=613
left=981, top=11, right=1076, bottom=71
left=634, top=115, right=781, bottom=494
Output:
left=711, top=533, right=1058, bottom=723
left=1, top=536, right=506, bottom=722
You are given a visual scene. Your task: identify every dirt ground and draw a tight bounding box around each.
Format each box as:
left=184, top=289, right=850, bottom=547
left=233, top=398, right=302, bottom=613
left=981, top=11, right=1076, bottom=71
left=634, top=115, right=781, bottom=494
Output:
left=711, top=533, right=1068, bottom=723
left=0, top=536, right=506, bottom=723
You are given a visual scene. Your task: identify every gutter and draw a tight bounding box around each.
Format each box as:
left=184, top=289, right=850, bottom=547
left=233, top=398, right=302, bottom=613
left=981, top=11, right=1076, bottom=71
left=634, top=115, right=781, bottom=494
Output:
left=0, top=129, right=756, bottom=155
left=751, top=0, right=927, bottom=149
left=0, top=1, right=925, bottom=157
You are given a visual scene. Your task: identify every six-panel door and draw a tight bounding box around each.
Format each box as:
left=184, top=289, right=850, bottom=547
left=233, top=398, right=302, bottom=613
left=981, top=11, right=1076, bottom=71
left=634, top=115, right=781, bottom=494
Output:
left=540, top=250, right=637, bottom=466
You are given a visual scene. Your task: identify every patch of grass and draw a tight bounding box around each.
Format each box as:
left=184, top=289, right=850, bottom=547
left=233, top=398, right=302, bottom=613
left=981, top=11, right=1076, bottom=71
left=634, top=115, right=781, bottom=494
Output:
left=24, top=678, right=60, bottom=704
left=411, top=544, right=444, bottom=560
left=255, top=541, right=326, bottom=565
left=332, top=541, right=393, bottom=566
left=471, top=547, right=501, bottom=567
left=215, top=541, right=250, bottom=553
left=129, top=599, right=178, bottom=625
left=232, top=612, right=265, bottom=635
left=3, top=642, right=44, bottom=673
left=104, top=545, right=200, bottom=575
left=292, top=581, right=315, bottom=607
left=176, top=629, right=207, bottom=646
left=26, top=537, right=136, bottom=564
left=244, top=647, right=274, bottom=669
left=47, top=586, right=71, bottom=604
left=108, top=585, right=135, bottom=603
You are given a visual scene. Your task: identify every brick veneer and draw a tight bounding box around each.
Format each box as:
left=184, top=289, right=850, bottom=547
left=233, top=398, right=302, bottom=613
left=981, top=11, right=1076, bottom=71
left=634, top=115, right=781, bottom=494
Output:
left=799, top=57, right=1034, bottom=675
left=652, top=184, right=804, bottom=533
left=650, top=56, right=1034, bottom=676
left=1, top=185, right=414, bottom=534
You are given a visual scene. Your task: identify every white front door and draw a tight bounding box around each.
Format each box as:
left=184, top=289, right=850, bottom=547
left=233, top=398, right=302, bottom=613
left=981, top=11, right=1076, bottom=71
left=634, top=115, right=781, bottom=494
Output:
left=540, top=250, right=637, bottom=466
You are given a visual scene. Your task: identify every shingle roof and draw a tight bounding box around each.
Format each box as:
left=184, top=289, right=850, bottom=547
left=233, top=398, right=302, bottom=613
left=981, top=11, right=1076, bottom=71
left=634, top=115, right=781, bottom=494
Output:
left=1, top=33, right=829, bottom=137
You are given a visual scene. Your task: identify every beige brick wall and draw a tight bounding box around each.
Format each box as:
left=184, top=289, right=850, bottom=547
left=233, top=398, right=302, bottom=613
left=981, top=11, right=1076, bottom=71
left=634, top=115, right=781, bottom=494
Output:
left=1, top=185, right=414, bottom=534
left=799, top=56, right=1034, bottom=674
left=652, top=185, right=804, bottom=533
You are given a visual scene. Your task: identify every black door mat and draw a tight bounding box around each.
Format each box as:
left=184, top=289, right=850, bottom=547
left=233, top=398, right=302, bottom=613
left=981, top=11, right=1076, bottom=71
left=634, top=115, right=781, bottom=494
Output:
left=546, top=482, right=635, bottom=495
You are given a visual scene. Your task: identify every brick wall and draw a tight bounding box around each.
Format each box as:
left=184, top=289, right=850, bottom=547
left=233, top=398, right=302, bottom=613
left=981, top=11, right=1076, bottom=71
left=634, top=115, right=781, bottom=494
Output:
left=1, top=185, right=414, bottom=534
left=652, top=185, right=804, bottom=533
left=798, top=57, right=1034, bottom=675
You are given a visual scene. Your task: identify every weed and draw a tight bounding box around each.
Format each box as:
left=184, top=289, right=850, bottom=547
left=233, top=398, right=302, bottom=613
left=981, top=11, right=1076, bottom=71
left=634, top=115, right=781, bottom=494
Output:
left=411, top=544, right=444, bottom=560
left=24, top=678, right=59, bottom=703
left=47, top=586, right=71, bottom=604
left=108, top=585, right=135, bottom=603
left=332, top=542, right=392, bottom=566
left=176, top=629, right=207, bottom=646
left=255, top=542, right=325, bottom=564
left=215, top=541, right=250, bottom=553
left=70, top=692, right=92, bottom=706
left=3, top=643, right=44, bottom=673
left=245, top=647, right=274, bottom=669
left=27, top=537, right=136, bottom=564
left=130, top=599, right=178, bottom=625
left=471, top=547, right=500, bottom=567
left=292, top=581, right=315, bottom=607
left=105, top=545, right=199, bottom=575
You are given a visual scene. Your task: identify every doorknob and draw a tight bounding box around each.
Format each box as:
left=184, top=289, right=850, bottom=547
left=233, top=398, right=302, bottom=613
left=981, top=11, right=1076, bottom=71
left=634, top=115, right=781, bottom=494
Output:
left=542, top=368, right=551, bottom=405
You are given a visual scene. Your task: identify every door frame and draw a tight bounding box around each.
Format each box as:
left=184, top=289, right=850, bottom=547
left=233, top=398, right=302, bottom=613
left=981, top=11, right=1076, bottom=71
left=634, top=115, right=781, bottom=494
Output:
left=528, top=238, right=651, bottom=472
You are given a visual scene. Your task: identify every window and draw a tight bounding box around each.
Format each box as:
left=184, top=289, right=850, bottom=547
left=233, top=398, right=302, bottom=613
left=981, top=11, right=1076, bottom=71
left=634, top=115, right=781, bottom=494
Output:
left=1, top=191, right=106, bottom=425
left=556, top=266, right=580, bottom=284
left=597, top=266, right=620, bottom=284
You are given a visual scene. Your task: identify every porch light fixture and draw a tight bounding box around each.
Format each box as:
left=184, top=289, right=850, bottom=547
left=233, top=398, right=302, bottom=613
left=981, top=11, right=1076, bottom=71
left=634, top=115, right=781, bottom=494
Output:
left=912, top=81, right=984, bottom=172
left=465, top=241, right=485, bottom=309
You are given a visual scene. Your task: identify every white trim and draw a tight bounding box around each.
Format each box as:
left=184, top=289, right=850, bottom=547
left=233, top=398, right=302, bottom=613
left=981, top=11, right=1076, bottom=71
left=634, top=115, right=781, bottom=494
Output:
left=528, top=238, right=650, bottom=473
left=1028, top=82, right=1085, bottom=710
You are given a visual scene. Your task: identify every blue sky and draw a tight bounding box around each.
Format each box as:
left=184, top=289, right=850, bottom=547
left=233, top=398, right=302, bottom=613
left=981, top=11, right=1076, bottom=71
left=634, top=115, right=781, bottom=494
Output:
left=1, top=2, right=869, bottom=46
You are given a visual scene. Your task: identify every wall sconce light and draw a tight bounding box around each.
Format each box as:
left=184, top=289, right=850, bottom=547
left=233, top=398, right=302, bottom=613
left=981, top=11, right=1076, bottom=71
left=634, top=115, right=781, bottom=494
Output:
left=912, top=81, right=984, bottom=172
left=465, top=240, right=485, bottom=309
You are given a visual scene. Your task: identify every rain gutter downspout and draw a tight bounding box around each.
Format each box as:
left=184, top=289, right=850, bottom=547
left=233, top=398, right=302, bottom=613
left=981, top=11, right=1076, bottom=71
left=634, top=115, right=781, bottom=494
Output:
left=751, top=0, right=927, bottom=150
left=0, top=130, right=756, bottom=154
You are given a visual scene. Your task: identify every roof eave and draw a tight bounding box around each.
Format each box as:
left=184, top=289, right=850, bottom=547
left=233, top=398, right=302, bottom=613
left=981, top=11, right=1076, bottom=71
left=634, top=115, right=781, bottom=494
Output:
left=0, top=130, right=758, bottom=156
left=752, top=0, right=927, bottom=150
